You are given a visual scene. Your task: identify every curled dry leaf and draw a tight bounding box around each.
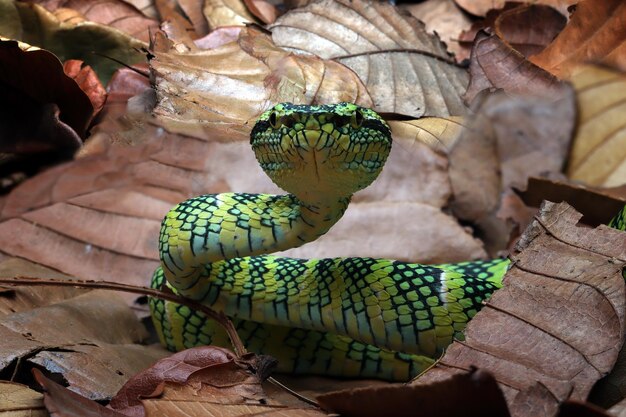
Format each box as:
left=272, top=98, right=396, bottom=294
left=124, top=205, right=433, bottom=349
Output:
left=412, top=201, right=626, bottom=417
left=35, top=0, right=159, bottom=42
left=0, top=0, right=146, bottom=83
left=530, top=0, right=626, bottom=78
left=463, top=32, right=565, bottom=103
left=151, top=25, right=372, bottom=140
left=0, top=39, right=89, bottom=151
left=63, top=59, right=107, bottom=121
left=566, top=65, right=626, bottom=187
left=244, top=0, right=278, bottom=25
left=270, top=0, right=469, bottom=118
left=493, top=4, right=566, bottom=57
left=203, top=0, right=258, bottom=30
left=318, top=368, right=510, bottom=417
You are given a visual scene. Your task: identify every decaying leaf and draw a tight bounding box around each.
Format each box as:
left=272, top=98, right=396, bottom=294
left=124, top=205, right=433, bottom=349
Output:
left=34, top=0, right=159, bottom=42
left=63, top=59, right=107, bottom=123
left=463, top=32, right=565, bottom=103
left=0, top=380, right=46, bottom=417
left=403, top=0, right=473, bottom=61
left=270, top=0, right=469, bottom=118
left=318, top=368, right=510, bottom=417
left=0, top=290, right=167, bottom=400
left=566, top=65, right=626, bottom=187
left=412, top=201, right=626, bottom=417
left=0, top=0, right=146, bottom=83
left=530, top=0, right=626, bottom=78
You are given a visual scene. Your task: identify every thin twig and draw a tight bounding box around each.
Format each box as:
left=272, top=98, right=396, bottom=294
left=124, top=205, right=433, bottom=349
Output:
left=0, top=276, right=246, bottom=357
left=267, top=376, right=319, bottom=407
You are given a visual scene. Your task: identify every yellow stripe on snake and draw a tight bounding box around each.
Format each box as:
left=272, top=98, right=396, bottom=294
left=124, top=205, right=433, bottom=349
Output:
left=150, top=103, right=626, bottom=381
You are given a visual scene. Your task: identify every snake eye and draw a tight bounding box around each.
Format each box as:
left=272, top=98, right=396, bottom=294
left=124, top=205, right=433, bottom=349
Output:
left=351, top=110, right=364, bottom=128
left=269, top=111, right=280, bottom=129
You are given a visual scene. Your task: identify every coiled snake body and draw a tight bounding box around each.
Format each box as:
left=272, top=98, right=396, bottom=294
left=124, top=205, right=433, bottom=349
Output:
left=150, top=103, right=626, bottom=381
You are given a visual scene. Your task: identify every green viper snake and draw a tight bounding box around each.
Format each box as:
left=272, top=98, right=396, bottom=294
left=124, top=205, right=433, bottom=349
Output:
left=150, top=103, right=626, bottom=381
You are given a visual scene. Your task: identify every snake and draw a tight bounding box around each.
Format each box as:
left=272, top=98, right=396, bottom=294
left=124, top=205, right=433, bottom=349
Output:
left=149, top=103, right=626, bottom=381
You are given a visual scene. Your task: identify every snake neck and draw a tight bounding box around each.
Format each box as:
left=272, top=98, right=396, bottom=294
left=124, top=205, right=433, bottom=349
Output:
left=159, top=193, right=350, bottom=285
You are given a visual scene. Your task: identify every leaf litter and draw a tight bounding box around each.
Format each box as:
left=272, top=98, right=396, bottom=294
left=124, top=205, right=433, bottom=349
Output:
left=0, top=0, right=626, bottom=415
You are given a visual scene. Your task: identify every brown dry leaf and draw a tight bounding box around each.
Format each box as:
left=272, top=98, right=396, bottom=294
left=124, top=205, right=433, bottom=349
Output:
left=411, top=201, right=626, bottom=417
left=454, top=0, right=577, bottom=17
left=0, top=380, right=46, bottom=417
left=0, top=258, right=83, bottom=315
left=0, top=39, right=91, bottom=148
left=403, top=0, right=473, bottom=61
left=463, top=32, right=565, bottom=103
left=63, top=59, right=107, bottom=121
left=244, top=0, right=277, bottom=25
left=269, top=0, right=469, bottom=118
left=530, top=0, right=626, bottom=78
left=318, top=368, right=510, bottom=417
left=34, top=368, right=127, bottom=417
left=35, top=0, right=159, bottom=42
left=493, top=4, right=566, bottom=57
left=0, top=290, right=167, bottom=400
left=151, top=25, right=372, bottom=140
left=449, top=87, right=575, bottom=254
left=178, top=0, right=210, bottom=37
left=566, top=65, right=626, bottom=187
left=518, top=177, right=626, bottom=228
left=203, top=0, right=258, bottom=30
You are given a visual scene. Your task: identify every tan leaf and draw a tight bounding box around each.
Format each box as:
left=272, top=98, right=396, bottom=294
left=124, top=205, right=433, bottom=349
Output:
left=454, top=0, right=577, bottom=17
left=411, top=201, right=626, bottom=417
left=403, top=0, right=473, bottom=61
left=177, top=0, right=210, bottom=37
left=0, top=381, right=46, bottom=417
left=203, top=0, right=258, bottom=30
left=0, top=258, right=82, bottom=316
left=151, top=25, right=372, bottom=140
left=269, top=0, right=469, bottom=118
left=0, top=290, right=167, bottom=400
left=530, top=0, right=626, bottom=78
left=244, top=0, right=277, bottom=25
left=36, top=0, right=159, bottom=42
left=566, top=65, right=626, bottom=187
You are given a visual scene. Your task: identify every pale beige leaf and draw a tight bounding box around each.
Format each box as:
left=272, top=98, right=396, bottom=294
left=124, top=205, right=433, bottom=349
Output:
left=0, top=381, right=46, bottom=417
left=203, top=0, right=258, bottom=30
left=270, top=0, right=469, bottom=117
left=151, top=26, right=372, bottom=140
left=403, top=0, right=473, bottom=61
left=566, top=65, right=626, bottom=187
left=454, top=0, right=577, bottom=17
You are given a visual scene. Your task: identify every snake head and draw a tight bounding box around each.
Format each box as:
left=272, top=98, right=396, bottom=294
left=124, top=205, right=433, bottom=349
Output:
left=250, top=103, right=392, bottom=202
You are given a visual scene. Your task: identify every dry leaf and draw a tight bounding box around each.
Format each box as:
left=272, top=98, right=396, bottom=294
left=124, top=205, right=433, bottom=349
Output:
left=63, top=59, right=107, bottom=122
left=530, top=0, right=626, bottom=78
left=0, top=290, right=166, bottom=400
left=203, top=0, right=258, bottom=30
left=244, top=0, right=277, bottom=25
left=0, top=0, right=146, bottom=83
left=270, top=0, right=468, bottom=118
left=0, top=380, right=46, bottom=417
left=178, top=0, right=210, bottom=37
left=403, top=0, right=473, bottom=61
left=318, top=368, right=510, bottom=417
left=493, top=4, right=566, bottom=57
left=412, top=201, right=626, bottom=417
left=0, top=39, right=91, bottom=145
left=35, top=0, right=159, bottom=42
left=151, top=25, right=372, bottom=140
left=463, top=32, right=565, bottom=103
left=566, top=65, right=626, bottom=187
left=454, top=0, right=577, bottom=17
